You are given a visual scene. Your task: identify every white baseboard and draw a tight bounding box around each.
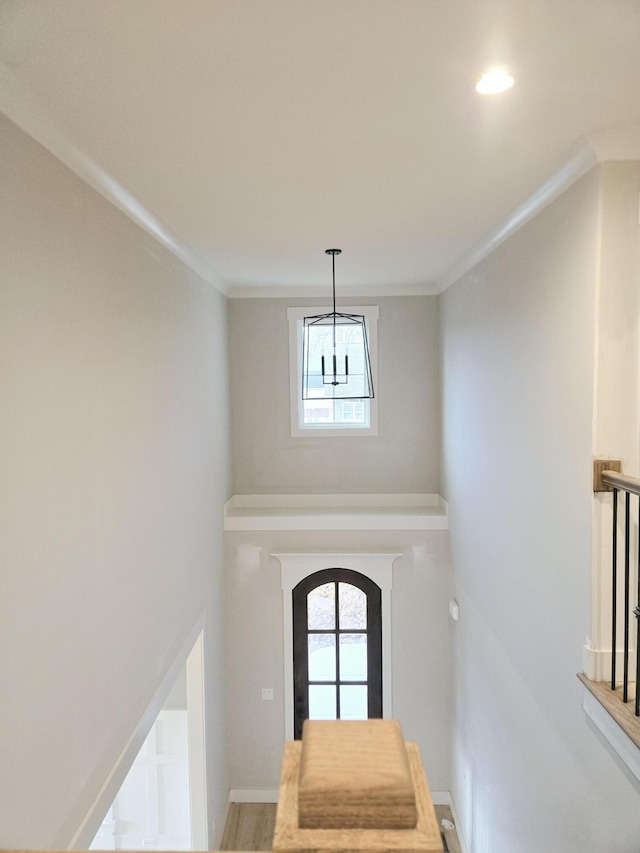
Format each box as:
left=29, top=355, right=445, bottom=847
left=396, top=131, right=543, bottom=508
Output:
left=448, top=794, right=470, bottom=853
left=582, top=645, right=636, bottom=682
left=431, top=790, right=451, bottom=806
left=430, top=792, right=469, bottom=853
left=228, top=788, right=279, bottom=803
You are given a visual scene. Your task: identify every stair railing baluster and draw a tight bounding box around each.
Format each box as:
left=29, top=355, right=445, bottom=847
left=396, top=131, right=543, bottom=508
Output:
left=624, top=491, right=631, bottom=702
left=596, top=466, right=640, bottom=712
left=636, top=497, right=640, bottom=716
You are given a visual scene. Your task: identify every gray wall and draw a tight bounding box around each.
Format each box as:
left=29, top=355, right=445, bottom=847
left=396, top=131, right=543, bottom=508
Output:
left=440, top=166, right=640, bottom=852
left=229, top=295, right=440, bottom=495
left=0, top=114, right=231, bottom=847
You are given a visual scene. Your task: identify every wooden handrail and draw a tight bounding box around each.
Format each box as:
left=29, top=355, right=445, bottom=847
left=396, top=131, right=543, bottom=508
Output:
left=601, top=469, right=640, bottom=497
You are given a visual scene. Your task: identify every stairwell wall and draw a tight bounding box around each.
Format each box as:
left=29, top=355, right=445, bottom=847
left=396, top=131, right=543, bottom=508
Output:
left=440, top=166, right=640, bottom=852
left=0, top=114, right=231, bottom=847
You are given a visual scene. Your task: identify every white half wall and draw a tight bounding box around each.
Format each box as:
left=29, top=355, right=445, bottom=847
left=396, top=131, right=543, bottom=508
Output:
left=440, top=166, right=640, bottom=853
left=0, top=113, right=231, bottom=848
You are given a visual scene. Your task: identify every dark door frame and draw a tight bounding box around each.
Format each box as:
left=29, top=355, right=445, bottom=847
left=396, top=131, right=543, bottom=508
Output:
left=292, top=567, right=383, bottom=739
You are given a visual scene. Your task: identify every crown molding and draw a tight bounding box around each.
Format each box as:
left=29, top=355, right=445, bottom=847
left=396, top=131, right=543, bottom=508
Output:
left=227, top=281, right=438, bottom=299
left=0, top=61, right=229, bottom=295
left=436, top=125, right=640, bottom=294
left=586, top=124, right=640, bottom=162
left=6, top=57, right=640, bottom=302
left=436, top=140, right=598, bottom=293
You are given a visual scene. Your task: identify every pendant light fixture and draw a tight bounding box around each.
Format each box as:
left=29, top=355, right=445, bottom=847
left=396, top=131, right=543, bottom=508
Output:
left=302, top=249, right=374, bottom=401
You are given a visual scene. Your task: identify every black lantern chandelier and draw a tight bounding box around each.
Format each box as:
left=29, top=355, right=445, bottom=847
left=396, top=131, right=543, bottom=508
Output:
left=302, top=249, right=374, bottom=401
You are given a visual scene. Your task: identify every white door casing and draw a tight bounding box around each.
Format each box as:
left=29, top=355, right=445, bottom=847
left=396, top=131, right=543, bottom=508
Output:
left=274, top=552, right=398, bottom=741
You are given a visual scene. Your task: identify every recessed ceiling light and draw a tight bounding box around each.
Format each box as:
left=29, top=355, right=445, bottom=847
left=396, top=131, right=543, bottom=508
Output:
left=475, top=70, right=514, bottom=95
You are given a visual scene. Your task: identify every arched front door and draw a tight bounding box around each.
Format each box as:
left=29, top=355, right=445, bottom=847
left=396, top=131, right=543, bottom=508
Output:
left=292, top=568, right=382, bottom=739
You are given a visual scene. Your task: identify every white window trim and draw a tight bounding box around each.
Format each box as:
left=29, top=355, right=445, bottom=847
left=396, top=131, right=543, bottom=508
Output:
left=274, top=551, right=397, bottom=741
left=287, top=306, right=379, bottom=438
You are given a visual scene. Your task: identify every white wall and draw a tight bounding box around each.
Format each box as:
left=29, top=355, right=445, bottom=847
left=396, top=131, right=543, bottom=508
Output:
left=589, top=161, right=640, bottom=675
left=593, top=161, right=640, bottom=465
left=0, top=114, right=231, bottom=847
left=224, top=529, right=452, bottom=793
left=229, top=295, right=440, bottom=495
left=441, top=167, right=640, bottom=852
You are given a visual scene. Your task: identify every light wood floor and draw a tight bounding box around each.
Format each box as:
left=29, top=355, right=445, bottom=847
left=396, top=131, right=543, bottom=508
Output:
left=220, top=802, right=462, bottom=853
left=221, top=803, right=276, bottom=851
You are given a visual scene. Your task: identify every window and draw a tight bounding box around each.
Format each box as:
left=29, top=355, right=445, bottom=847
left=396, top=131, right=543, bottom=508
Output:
left=287, top=306, right=379, bottom=437
left=292, top=568, right=382, bottom=740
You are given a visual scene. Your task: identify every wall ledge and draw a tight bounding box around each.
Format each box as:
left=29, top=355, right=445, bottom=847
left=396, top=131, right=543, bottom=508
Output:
left=224, top=493, right=448, bottom=531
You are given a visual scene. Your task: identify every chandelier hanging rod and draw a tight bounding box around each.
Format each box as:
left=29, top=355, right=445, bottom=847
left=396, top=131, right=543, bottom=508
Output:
left=326, top=248, right=341, bottom=317
left=300, top=248, right=374, bottom=401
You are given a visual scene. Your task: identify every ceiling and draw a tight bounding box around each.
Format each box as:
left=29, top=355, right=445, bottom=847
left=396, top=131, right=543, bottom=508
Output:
left=1, top=0, right=640, bottom=295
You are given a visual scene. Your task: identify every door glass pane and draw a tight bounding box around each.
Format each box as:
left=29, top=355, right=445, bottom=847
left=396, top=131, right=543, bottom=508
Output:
left=338, top=583, right=366, bottom=629
left=308, top=583, right=336, bottom=629
left=308, top=634, right=336, bottom=681
left=339, top=634, right=367, bottom=681
left=309, top=685, right=337, bottom=720
left=339, top=685, right=368, bottom=720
